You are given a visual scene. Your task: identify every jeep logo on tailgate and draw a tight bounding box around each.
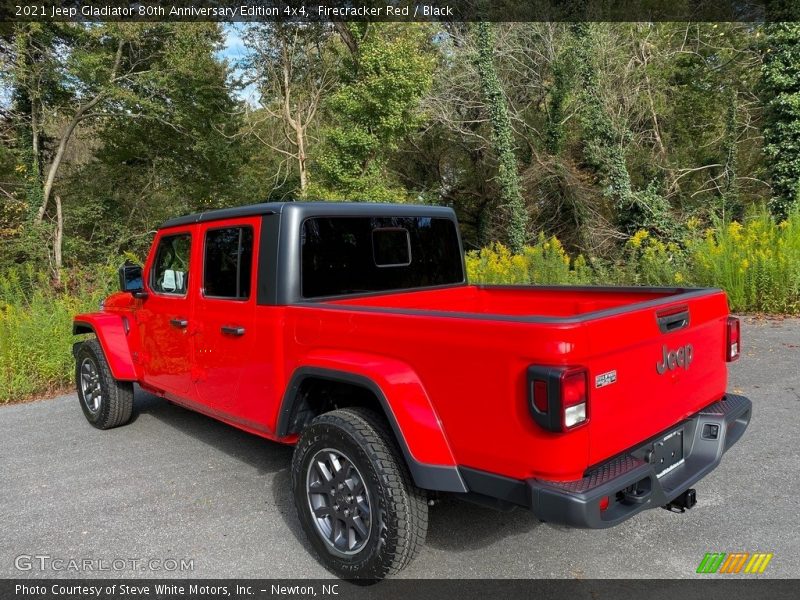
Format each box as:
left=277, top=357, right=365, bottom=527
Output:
left=656, top=343, right=693, bottom=374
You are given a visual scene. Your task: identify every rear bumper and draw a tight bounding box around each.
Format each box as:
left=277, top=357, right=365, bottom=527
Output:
left=527, top=393, right=752, bottom=528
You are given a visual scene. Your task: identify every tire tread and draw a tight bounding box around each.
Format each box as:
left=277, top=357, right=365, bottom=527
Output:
left=292, top=406, right=428, bottom=578
left=76, top=338, right=133, bottom=429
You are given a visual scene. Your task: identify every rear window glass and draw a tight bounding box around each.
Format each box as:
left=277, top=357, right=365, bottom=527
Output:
left=203, top=227, right=254, bottom=299
left=301, top=216, right=464, bottom=298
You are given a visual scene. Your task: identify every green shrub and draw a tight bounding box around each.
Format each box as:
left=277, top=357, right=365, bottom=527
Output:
left=619, top=229, right=687, bottom=287
left=466, top=210, right=800, bottom=314
left=686, top=209, right=800, bottom=313
left=0, top=265, right=112, bottom=403
left=465, top=235, right=593, bottom=285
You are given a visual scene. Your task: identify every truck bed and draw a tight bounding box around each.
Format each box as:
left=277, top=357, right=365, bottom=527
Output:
left=290, top=284, right=730, bottom=480
left=325, top=284, right=708, bottom=320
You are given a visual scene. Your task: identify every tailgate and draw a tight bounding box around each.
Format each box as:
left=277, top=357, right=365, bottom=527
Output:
left=582, top=289, right=730, bottom=465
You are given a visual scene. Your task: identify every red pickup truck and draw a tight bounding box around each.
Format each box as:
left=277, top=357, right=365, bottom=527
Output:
left=73, top=202, right=751, bottom=579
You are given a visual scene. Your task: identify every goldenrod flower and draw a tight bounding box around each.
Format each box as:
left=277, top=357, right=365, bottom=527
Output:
left=630, top=230, right=649, bottom=248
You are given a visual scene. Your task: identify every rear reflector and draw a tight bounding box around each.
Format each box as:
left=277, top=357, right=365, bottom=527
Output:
left=532, top=379, right=549, bottom=413
left=726, top=316, right=741, bottom=362
left=599, top=496, right=610, bottom=512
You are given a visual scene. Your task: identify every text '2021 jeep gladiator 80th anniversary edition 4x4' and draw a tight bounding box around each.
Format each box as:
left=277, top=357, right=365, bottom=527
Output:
left=73, top=202, right=751, bottom=579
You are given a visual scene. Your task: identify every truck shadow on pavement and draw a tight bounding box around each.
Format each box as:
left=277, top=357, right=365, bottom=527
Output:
left=133, top=389, right=294, bottom=474
left=135, top=389, right=543, bottom=556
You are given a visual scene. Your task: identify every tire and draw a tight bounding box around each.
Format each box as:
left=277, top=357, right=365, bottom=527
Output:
left=75, top=338, right=134, bottom=430
left=291, top=407, right=428, bottom=580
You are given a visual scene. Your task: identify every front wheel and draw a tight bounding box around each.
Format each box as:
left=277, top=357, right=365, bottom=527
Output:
left=75, top=338, right=133, bottom=430
left=291, top=407, right=428, bottom=580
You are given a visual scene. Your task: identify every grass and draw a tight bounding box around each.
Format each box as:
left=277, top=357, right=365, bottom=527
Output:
left=0, top=265, right=112, bottom=403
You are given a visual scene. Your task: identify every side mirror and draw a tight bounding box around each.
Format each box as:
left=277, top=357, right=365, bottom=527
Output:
left=118, top=263, right=147, bottom=299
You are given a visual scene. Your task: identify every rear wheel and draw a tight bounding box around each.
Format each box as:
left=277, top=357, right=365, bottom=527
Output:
left=75, top=339, right=133, bottom=429
left=291, top=407, right=428, bottom=580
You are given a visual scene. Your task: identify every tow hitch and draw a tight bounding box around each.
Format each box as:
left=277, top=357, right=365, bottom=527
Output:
left=663, top=488, right=697, bottom=513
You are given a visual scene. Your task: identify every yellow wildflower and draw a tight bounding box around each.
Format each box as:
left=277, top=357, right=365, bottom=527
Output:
left=727, top=221, right=743, bottom=239
left=630, top=229, right=649, bottom=248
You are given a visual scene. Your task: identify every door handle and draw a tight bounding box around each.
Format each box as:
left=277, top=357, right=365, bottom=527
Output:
left=221, top=325, right=246, bottom=337
left=170, top=318, right=189, bottom=329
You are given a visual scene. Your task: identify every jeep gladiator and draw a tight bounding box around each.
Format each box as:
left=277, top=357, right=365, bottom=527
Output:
left=72, top=202, right=751, bottom=579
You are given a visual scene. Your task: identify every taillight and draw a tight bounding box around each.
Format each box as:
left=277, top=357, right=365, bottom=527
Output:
left=561, top=369, right=588, bottom=430
left=527, top=366, right=589, bottom=432
left=726, top=316, right=740, bottom=362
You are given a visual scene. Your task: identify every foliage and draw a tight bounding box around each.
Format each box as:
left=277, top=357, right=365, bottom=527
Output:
left=466, top=235, right=592, bottom=285
left=474, top=22, right=528, bottom=253
left=687, top=209, right=800, bottom=313
left=0, top=265, right=113, bottom=402
left=309, top=23, right=436, bottom=202
left=467, top=209, right=800, bottom=314
left=762, top=23, right=800, bottom=219
left=1, top=22, right=242, bottom=270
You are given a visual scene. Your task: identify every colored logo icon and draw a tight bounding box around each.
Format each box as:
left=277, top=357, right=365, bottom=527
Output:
left=697, top=552, right=773, bottom=574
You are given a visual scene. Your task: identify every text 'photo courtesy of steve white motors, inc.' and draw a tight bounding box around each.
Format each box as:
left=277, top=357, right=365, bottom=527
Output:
left=12, top=583, right=345, bottom=598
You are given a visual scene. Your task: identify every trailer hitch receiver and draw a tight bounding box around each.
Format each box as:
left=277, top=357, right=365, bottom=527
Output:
left=663, top=488, right=697, bottom=513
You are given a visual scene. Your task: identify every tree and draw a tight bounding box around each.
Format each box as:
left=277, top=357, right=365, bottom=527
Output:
left=762, top=22, right=800, bottom=219
left=244, top=23, right=336, bottom=196
left=474, top=22, right=528, bottom=253
left=570, top=24, right=638, bottom=232
left=2, top=23, right=242, bottom=270
left=66, top=23, right=243, bottom=261
left=310, top=23, right=436, bottom=202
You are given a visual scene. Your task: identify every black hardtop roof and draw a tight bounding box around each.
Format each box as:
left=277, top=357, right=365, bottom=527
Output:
left=160, top=201, right=457, bottom=229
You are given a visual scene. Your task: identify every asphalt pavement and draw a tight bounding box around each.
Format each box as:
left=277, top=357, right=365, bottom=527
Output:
left=1, top=318, right=798, bottom=579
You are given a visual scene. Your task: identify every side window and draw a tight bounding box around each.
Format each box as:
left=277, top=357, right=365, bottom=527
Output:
left=151, top=233, right=191, bottom=295
left=203, top=227, right=254, bottom=300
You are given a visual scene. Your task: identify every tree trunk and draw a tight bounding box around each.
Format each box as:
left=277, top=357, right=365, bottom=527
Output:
left=35, top=38, right=124, bottom=223
left=296, top=123, right=308, bottom=194
left=31, top=101, right=40, bottom=177
left=37, top=116, right=81, bottom=222
left=53, top=194, right=63, bottom=285
left=334, top=22, right=359, bottom=58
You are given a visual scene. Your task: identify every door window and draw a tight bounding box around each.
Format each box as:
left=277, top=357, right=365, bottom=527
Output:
left=151, top=233, right=191, bottom=295
left=203, top=227, right=254, bottom=299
